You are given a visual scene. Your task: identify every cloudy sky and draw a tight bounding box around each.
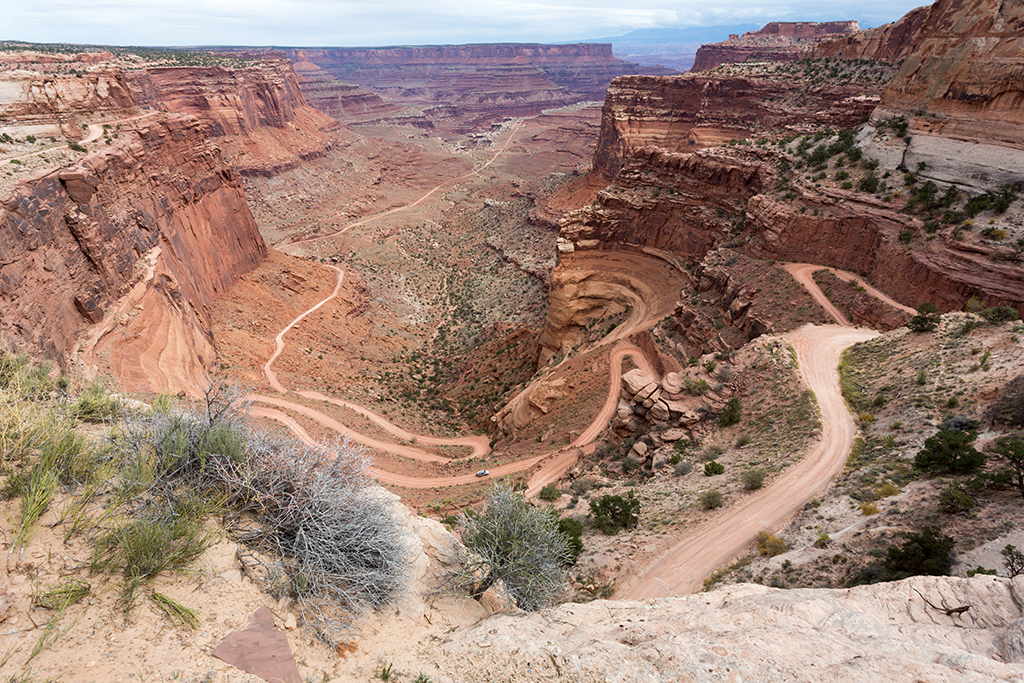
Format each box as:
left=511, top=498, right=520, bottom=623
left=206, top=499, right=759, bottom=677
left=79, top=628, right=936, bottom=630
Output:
left=6, top=0, right=930, bottom=47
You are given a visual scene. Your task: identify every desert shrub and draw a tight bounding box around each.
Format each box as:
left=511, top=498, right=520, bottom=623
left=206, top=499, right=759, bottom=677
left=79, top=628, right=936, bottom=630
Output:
left=674, top=460, right=692, bottom=476
left=907, top=302, right=941, bottom=332
left=990, top=375, right=1024, bottom=429
left=754, top=531, right=787, bottom=557
left=589, top=492, right=641, bottom=535
left=556, top=517, right=584, bottom=565
left=704, top=460, right=725, bottom=476
left=884, top=526, right=955, bottom=578
left=860, top=501, right=880, bottom=516
left=447, top=482, right=568, bottom=612
left=1003, top=544, right=1024, bottom=577
left=914, top=428, right=985, bottom=474
left=988, top=434, right=1024, bottom=500
left=938, top=486, right=974, bottom=514
left=539, top=484, right=561, bottom=502
left=71, top=382, right=122, bottom=422
left=718, top=398, right=742, bottom=428
left=741, top=468, right=767, bottom=490
left=699, top=489, right=724, bottom=510
left=734, top=433, right=751, bottom=448
left=571, top=477, right=597, bottom=495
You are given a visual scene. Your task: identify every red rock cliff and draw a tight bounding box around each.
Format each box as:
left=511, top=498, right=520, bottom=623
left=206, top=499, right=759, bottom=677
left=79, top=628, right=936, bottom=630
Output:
left=806, top=6, right=930, bottom=62
left=0, top=114, right=266, bottom=394
left=692, top=21, right=860, bottom=71
left=0, top=68, right=137, bottom=138
left=594, top=74, right=876, bottom=179
left=128, top=60, right=345, bottom=177
left=286, top=44, right=673, bottom=128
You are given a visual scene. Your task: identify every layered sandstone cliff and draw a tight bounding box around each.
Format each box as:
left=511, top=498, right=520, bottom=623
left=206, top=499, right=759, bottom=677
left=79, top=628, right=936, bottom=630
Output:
left=0, top=115, right=266, bottom=394
left=287, top=44, right=672, bottom=129
left=0, top=67, right=136, bottom=138
left=128, top=61, right=344, bottom=177
left=868, top=0, right=1024, bottom=189
left=806, top=6, right=930, bottom=63
left=289, top=53, right=403, bottom=124
left=593, top=74, right=876, bottom=179
left=692, top=21, right=860, bottom=71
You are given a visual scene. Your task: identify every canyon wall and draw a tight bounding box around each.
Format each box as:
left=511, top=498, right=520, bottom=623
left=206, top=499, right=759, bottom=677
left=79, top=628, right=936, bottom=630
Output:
left=869, top=0, right=1024, bottom=189
left=128, top=60, right=344, bottom=177
left=0, top=68, right=136, bottom=138
left=805, top=6, right=930, bottom=63
left=593, top=74, right=876, bottom=179
left=0, top=114, right=266, bottom=393
left=287, top=44, right=673, bottom=129
left=692, top=21, right=860, bottom=71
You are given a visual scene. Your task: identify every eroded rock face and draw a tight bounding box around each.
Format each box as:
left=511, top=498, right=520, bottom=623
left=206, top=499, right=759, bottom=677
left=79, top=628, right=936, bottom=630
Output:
left=692, top=21, right=860, bottom=71
left=872, top=0, right=1024, bottom=189
left=128, top=61, right=343, bottom=177
left=0, top=115, right=266, bottom=393
left=594, top=75, right=876, bottom=179
left=289, top=53, right=405, bottom=125
left=806, top=5, right=930, bottom=63
left=286, top=44, right=672, bottom=130
left=0, top=68, right=136, bottom=138
left=436, top=576, right=1024, bottom=683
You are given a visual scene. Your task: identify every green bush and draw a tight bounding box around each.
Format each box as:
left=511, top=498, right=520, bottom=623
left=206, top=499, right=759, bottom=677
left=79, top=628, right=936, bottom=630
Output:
left=699, top=488, right=724, bottom=509
left=539, top=484, right=561, bottom=502
left=907, top=302, right=941, bottom=333
left=451, top=482, right=569, bottom=611
left=557, top=517, right=584, bottom=565
left=914, top=428, right=985, bottom=474
left=589, top=492, right=641, bottom=535
left=938, top=486, right=974, bottom=514
left=741, top=468, right=767, bottom=490
left=704, top=460, right=725, bottom=476
left=884, top=526, right=955, bottom=578
left=718, top=398, right=742, bottom=428
left=754, top=531, right=787, bottom=557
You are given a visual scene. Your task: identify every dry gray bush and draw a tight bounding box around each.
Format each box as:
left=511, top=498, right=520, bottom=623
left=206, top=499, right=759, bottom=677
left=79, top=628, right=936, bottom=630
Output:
left=441, top=481, right=569, bottom=612
left=112, top=379, right=410, bottom=645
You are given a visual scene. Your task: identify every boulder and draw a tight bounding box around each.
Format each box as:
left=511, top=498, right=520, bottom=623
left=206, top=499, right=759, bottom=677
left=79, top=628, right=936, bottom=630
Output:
left=622, top=369, right=655, bottom=397
left=661, top=372, right=683, bottom=395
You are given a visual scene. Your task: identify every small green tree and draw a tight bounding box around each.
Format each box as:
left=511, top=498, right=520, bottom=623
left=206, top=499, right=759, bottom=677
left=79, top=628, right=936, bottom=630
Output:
left=884, top=525, right=955, bottom=578
left=988, top=434, right=1024, bottom=500
left=556, top=517, right=584, bottom=565
left=719, top=398, right=742, bottom=427
left=1003, top=544, right=1024, bottom=577
left=589, top=492, right=641, bottom=535
left=914, top=429, right=985, bottom=474
left=704, top=461, right=725, bottom=476
left=539, top=484, right=561, bottom=502
left=448, top=482, right=570, bottom=611
left=907, top=302, right=941, bottom=333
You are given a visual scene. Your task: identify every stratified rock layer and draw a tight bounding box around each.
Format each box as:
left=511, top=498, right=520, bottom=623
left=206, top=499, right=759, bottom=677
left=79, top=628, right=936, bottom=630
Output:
left=287, top=44, right=673, bottom=129
left=436, top=577, right=1024, bottom=683
left=692, top=21, right=860, bottom=71
left=593, top=75, right=876, bottom=178
left=871, top=0, right=1024, bottom=189
left=806, top=6, right=930, bottom=62
left=0, top=68, right=136, bottom=138
left=0, top=115, right=266, bottom=392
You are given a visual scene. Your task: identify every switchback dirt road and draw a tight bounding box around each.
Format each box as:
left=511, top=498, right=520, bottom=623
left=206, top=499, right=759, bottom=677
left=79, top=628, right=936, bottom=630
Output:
left=620, top=324, right=878, bottom=598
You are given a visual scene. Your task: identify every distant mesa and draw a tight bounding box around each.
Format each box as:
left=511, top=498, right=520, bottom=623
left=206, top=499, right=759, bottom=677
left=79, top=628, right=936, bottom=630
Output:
left=691, top=21, right=860, bottom=71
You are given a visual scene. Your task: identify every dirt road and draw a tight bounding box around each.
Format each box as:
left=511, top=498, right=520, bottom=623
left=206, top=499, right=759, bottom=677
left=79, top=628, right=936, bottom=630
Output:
left=620, top=324, right=878, bottom=599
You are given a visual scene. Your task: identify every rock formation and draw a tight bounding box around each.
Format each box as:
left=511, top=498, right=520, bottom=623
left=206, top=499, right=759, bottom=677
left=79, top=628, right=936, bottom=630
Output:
left=594, top=75, right=877, bottom=179
left=0, top=114, right=266, bottom=394
left=0, top=68, right=136, bottom=139
left=869, top=0, right=1024, bottom=190
left=434, top=576, right=1024, bottom=682
left=692, top=21, right=860, bottom=71
left=289, top=52, right=406, bottom=125
left=806, top=5, right=930, bottom=62
left=127, top=60, right=344, bottom=177
left=285, top=44, right=673, bottom=129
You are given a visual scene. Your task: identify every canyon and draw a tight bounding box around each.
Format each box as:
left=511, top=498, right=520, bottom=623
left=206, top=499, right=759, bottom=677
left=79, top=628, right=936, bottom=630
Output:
left=2, top=1, right=1024, bottom=680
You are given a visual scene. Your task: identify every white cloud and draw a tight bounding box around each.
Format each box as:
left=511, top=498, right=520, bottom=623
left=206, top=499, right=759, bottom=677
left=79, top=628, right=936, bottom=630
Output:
left=2, top=0, right=932, bottom=46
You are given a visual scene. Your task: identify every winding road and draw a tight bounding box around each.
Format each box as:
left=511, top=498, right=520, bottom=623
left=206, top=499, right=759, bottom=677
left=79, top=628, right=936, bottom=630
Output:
left=243, top=113, right=912, bottom=596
